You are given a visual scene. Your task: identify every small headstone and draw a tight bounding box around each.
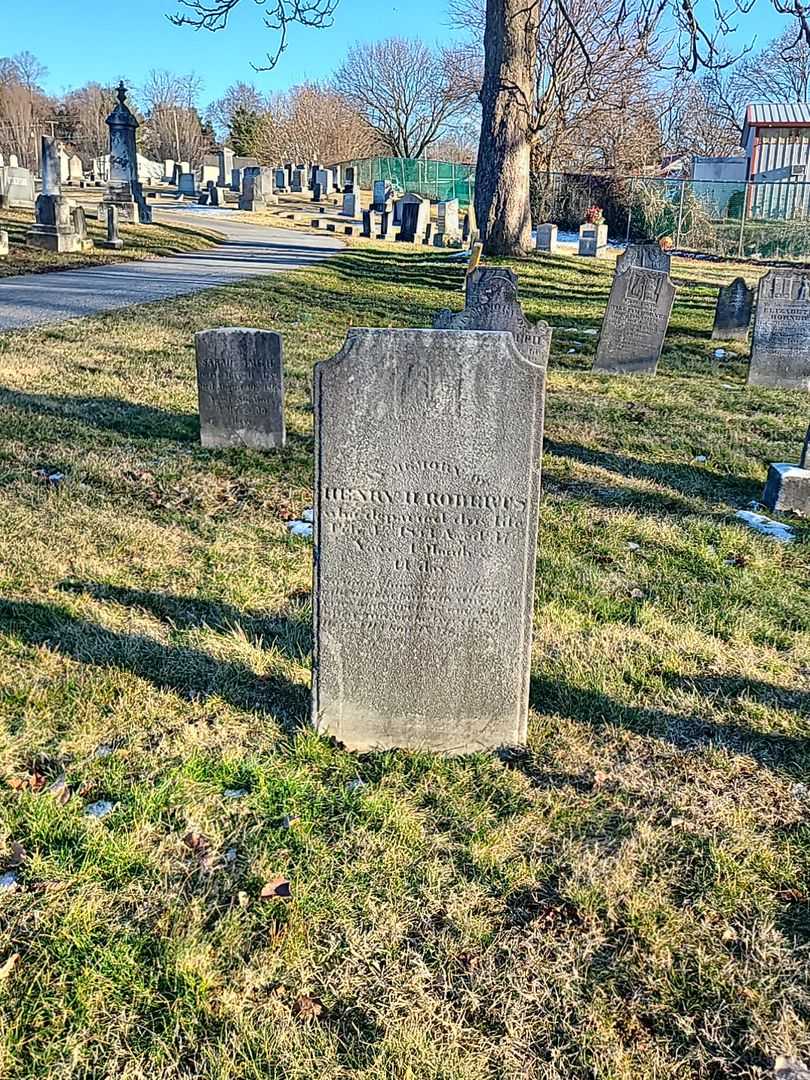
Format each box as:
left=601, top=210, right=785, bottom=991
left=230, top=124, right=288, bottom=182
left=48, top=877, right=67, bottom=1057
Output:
left=312, top=328, right=544, bottom=753
left=749, top=269, right=810, bottom=390
left=100, top=204, right=123, bottom=249
left=196, top=328, right=286, bottom=450
left=437, top=199, right=460, bottom=239
left=592, top=266, right=676, bottom=376
left=179, top=172, right=197, bottom=196
left=274, top=167, right=287, bottom=192
left=579, top=223, right=608, bottom=257
left=0, top=230, right=8, bottom=257
left=615, top=242, right=671, bottom=276
left=9, top=154, right=18, bottom=168
left=761, top=424, right=810, bottom=517
left=535, top=223, right=558, bottom=253
left=712, top=277, right=754, bottom=341
left=342, top=192, right=359, bottom=218
left=397, top=193, right=429, bottom=243
left=372, top=180, right=393, bottom=212
left=312, top=182, right=322, bottom=202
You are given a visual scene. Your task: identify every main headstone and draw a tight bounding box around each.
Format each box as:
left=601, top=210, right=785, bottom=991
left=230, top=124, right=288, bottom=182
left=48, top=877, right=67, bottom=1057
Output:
left=196, top=328, right=286, bottom=450
left=312, top=328, right=544, bottom=753
left=712, top=277, right=754, bottom=341
left=342, top=192, right=359, bottom=217
left=749, top=270, right=810, bottom=390
left=27, top=136, right=91, bottom=254
left=435, top=268, right=551, bottom=378
left=100, top=83, right=152, bottom=224
left=761, top=424, right=810, bottom=517
left=615, top=241, right=671, bottom=276
left=592, top=266, right=676, bottom=375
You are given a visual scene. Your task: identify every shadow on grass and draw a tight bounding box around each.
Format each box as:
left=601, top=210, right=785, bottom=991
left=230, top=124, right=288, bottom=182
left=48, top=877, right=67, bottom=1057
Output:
left=58, top=581, right=313, bottom=660
left=0, top=597, right=310, bottom=732
left=0, top=387, right=198, bottom=442
left=529, top=674, right=809, bottom=776
left=545, top=438, right=760, bottom=509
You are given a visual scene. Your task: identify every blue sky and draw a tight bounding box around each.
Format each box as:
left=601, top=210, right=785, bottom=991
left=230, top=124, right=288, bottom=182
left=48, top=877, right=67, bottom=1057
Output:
left=2, top=0, right=792, bottom=109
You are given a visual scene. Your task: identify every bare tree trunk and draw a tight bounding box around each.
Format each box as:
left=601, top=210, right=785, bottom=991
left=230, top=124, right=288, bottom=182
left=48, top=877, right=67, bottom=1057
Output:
left=475, top=0, right=539, bottom=256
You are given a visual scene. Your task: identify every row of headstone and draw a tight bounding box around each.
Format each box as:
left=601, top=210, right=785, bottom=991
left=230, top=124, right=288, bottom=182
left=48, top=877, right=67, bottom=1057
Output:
left=362, top=190, right=466, bottom=246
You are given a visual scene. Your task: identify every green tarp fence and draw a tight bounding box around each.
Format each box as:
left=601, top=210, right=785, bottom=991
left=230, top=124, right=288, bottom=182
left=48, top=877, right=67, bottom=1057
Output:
left=337, top=156, right=475, bottom=205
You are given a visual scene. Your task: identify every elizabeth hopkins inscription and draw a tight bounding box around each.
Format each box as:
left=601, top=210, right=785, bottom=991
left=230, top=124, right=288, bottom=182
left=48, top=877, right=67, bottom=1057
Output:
left=312, top=328, right=545, bottom=754
left=749, top=269, right=810, bottom=390
left=593, top=266, right=676, bottom=375
left=195, top=328, right=285, bottom=449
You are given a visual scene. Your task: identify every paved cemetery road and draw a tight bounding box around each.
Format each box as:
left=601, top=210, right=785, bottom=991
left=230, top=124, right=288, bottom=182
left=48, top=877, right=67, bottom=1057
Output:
left=0, top=206, right=344, bottom=332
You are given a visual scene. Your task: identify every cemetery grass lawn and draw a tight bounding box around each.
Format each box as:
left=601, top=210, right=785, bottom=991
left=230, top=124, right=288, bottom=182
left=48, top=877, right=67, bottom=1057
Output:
left=0, top=207, right=221, bottom=277
left=0, top=244, right=809, bottom=1080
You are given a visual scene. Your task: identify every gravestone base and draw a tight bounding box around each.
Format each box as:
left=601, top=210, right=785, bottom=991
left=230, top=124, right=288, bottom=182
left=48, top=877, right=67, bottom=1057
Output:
left=98, top=236, right=124, bottom=250
left=762, top=462, right=810, bottom=517
left=28, top=195, right=92, bottom=253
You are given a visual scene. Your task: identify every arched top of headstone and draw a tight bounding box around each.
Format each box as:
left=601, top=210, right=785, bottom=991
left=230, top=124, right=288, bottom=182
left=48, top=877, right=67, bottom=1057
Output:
left=106, top=81, right=138, bottom=129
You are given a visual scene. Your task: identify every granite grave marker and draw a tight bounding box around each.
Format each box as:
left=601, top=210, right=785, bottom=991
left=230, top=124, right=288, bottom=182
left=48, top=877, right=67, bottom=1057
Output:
left=593, top=266, right=676, bottom=375
left=712, top=277, right=754, bottom=341
left=196, top=328, right=286, bottom=449
left=749, top=269, right=810, bottom=390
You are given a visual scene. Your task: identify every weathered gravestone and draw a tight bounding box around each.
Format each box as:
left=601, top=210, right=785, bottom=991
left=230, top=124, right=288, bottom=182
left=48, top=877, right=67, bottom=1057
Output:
left=28, top=136, right=91, bottom=254
left=615, top=241, right=671, bottom=276
left=436, top=267, right=551, bottom=379
left=312, top=328, right=544, bottom=753
left=342, top=192, right=359, bottom=217
left=465, top=266, right=517, bottom=308
left=535, top=223, right=558, bottom=253
left=712, top=277, right=754, bottom=341
left=749, top=269, right=810, bottom=390
left=761, top=423, right=810, bottom=517
left=593, top=266, right=676, bottom=375
left=196, top=328, right=286, bottom=450
left=0, top=230, right=8, bottom=257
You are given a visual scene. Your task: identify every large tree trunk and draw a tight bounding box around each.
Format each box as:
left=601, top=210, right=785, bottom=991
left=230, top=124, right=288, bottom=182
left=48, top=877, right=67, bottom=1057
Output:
left=475, top=0, right=539, bottom=256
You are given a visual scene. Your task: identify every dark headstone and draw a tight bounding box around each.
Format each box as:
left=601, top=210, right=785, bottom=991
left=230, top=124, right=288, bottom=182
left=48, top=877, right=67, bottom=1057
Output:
left=312, top=328, right=544, bottom=753
left=593, top=266, right=676, bottom=376
left=465, top=267, right=518, bottom=309
left=615, top=242, right=671, bottom=276
left=312, top=183, right=322, bottom=202
left=712, top=277, right=754, bottom=341
left=196, top=328, right=285, bottom=450
left=749, top=269, right=810, bottom=390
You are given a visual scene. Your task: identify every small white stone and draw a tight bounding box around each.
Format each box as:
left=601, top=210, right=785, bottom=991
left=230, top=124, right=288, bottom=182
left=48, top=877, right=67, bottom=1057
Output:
left=714, top=348, right=726, bottom=359
left=85, top=800, right=116, bottom=819
left=735, top=510, right=795, bottom=544
left=223, top=788, right=248, bottom=799
left=287, top=521, right=313, bottom=539
left=626, top=542, right=641, bottom=551
left=0, top=872, right=19, bottom=891
left=301, top=508, right=314, bottom=523
left=693, top=455, right=708, bottom=463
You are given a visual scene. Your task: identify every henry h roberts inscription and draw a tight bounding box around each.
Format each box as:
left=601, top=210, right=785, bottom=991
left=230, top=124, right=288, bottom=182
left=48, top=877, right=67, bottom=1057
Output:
left=195, top=327, right=285, bottom=449
left=592, top=265, right=676, bottom=375
left=749, top=269, right=810, bottom=390
left=312, top=328, right=545, bottom=754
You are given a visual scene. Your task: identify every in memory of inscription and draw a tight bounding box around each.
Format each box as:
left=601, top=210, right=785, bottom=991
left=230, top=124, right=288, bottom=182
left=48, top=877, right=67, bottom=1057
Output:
left=712, top=277, right=754, bottom=341
left=312, top=328, right=545, bottom=754
left=592, top=265, right=676, bottom=376
left=195, top=327, right=286, bottom=449
left=749, top=269, right=810, bottom=390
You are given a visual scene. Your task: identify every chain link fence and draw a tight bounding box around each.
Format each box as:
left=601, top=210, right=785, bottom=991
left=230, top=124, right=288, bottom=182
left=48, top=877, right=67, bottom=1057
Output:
left=336, top=156, right=475, bottom=205
left=535, top=172, right=810, bottom=262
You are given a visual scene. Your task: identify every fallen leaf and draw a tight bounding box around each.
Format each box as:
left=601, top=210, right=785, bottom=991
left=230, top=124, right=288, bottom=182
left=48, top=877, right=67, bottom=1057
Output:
left=48, top=775, right=71, bottom=805
left=29, top=772, right=46, bottom=793
left=7, top=777, right=26, bottom=792
left=293, top=994, right=324, bottom=1021
left=0, top=953, right=20, bottom=980
left=182, top=831, right=210, bottom=856
left=260, top=876, right=291, bottom=901
left=593, top=770, right=610, bottom=788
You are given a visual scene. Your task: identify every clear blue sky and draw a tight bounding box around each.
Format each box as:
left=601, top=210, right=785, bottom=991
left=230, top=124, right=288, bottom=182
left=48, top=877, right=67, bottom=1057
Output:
left=2, top=0, right=792, bottom=109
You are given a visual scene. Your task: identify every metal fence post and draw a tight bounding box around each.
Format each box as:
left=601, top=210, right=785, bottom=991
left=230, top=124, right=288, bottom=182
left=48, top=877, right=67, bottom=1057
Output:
left=675, top=180, right=686, bottom=248
left=737, top=182, right=749, bottom=259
